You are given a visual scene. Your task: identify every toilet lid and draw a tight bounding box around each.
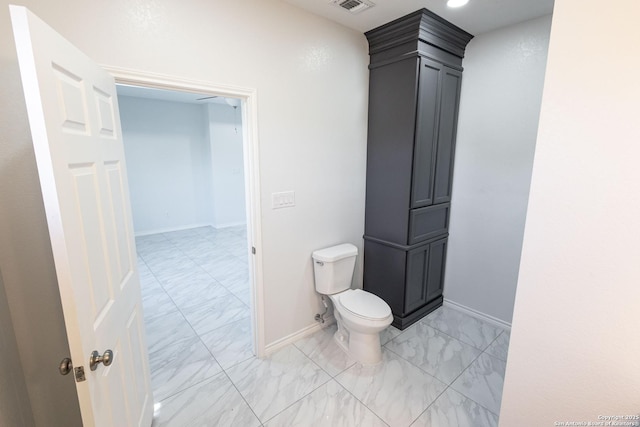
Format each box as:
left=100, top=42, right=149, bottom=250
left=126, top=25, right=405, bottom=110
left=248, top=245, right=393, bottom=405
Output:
left=339, top=289, right=391, bottom=320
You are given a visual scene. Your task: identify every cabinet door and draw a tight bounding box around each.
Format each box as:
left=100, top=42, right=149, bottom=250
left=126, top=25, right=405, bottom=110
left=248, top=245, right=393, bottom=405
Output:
left=410, top=58, right=442, bottom=209
left=425, top=237, right=448, bottom=302
left=405, top=243, right=430, bottom=314
left=404, top=236, right=448, bottom=314
left=433, top=67, right=462, bottom=204
left=366, top=57, right=421, bottom=244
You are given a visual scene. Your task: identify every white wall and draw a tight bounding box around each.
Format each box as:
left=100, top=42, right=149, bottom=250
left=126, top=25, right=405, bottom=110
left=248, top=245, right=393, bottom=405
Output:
left=119, top=95, right=214, bottom=235
left=500, top=0, right=640, bottom=423
left=0, top=0, right=368, bottom=422
left=445, top=15, right=552, bottom=324
left=207, top=103, right=246, bottom=228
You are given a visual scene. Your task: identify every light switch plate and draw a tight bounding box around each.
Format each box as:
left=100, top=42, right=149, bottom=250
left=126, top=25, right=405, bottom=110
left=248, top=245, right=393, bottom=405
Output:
left=272, top=191, right=295, bottom=209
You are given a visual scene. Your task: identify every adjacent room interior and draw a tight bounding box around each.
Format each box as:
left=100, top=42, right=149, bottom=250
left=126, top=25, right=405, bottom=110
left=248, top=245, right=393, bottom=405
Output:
left=115, top=85, right=255, bottom=402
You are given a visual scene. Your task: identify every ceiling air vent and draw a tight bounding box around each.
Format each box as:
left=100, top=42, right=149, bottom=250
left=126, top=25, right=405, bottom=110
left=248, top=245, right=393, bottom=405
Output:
left=330, top=0, right=375, bottom=14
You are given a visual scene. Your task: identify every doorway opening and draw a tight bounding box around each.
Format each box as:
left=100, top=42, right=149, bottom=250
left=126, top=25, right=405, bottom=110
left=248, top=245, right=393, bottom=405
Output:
left=107, top=68, right=264, bottom=403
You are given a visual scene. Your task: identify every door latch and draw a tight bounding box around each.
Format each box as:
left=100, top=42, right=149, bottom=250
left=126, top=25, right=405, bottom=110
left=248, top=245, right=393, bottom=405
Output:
left=74, top=366, right=86, bottom=382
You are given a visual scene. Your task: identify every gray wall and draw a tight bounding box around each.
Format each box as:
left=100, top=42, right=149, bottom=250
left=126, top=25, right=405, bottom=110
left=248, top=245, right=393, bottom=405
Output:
left=0, top=269, right=35, bottom=427
left=444, top=15, right=552, bottom=324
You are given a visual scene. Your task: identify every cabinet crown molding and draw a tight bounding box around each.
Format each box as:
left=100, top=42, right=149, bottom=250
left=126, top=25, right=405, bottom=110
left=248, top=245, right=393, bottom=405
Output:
left=365, top=8, right=473, bottom=59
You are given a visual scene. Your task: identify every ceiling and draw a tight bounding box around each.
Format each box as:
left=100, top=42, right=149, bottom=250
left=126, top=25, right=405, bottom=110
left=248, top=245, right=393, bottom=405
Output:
left=283, top=0, right=554, bottom=35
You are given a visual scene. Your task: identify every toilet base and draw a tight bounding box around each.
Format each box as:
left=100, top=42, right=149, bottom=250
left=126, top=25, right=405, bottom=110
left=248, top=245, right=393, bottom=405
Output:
left=333, top=327, right=383, bottom=366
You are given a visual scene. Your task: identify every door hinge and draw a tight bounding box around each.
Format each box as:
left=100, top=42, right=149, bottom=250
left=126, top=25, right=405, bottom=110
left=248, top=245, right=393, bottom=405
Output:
left=74, top=366, right=86, bottom=382
left=251, top=246, right=256, bottom=254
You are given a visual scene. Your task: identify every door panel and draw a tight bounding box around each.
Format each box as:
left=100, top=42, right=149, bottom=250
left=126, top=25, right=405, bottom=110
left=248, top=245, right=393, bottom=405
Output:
left=411, top=57, right=442, bottom=209
left=405, top=244, right=430, bottom=314
left=433, top=67, right=462, bottom=205
left=10, top=6, right=153, bottom=426
left=426, top=237, right=448, bottom=302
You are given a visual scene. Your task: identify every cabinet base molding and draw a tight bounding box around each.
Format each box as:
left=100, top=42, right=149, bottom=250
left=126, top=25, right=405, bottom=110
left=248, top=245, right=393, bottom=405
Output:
left=392, top=296, right=443, bottom=329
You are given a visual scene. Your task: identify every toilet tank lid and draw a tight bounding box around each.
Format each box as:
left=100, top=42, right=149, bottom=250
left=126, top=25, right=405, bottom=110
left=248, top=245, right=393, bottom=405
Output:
left=312, top=243, right=358, bottom=262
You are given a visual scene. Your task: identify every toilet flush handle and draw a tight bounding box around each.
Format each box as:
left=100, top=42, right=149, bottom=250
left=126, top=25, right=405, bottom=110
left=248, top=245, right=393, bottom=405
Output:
left=315, top=261, right=324, bottom=266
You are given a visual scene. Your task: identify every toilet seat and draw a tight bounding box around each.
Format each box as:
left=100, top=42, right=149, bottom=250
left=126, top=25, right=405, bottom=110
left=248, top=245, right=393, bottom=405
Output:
left=335, top=289, right=391, bottom=320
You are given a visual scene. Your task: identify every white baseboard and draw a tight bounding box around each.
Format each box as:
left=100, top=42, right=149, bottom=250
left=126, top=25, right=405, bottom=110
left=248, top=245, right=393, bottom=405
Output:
left=134, top=223, right=214, bottom=236
left=443, top=299, right=511, bottom=332
left=264, top=316, right=336, bottom=356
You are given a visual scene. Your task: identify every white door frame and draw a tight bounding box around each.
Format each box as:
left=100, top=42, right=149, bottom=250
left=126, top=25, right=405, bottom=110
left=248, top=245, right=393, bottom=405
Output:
left=102, top=65, right=266, bottom=358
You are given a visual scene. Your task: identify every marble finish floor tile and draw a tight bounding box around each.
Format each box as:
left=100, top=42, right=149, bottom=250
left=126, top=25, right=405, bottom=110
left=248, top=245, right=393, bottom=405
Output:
left=139, top=271, right=165, bottom=299
left=410, top=388, right=499, bottom=427
left=207, top=259, right=249, bottom=285
left=485, top=331, right=510, bottom=361
left=205, top=232, right=245, bottom=247
left=143, top=255, right=197, bottom=278
left=225, top=224, right=247, bottom=234
left=151, top=372, right=261, bottom=427
left=335, top=350, right=447, bottom=427
left=181, top=243, right=230, bottom=263
left=233, top=287, right=252, bottom=307
left=227, top=239, right=250, bottom=258
left=180, top=293, right=250, bottom=336
left=226, top=345, right=331, bottom=422
left=294, top=325, right=355, bottom=377
left=200, top=317, right=254, bottom=370
left=421, top=307, right=502, bottom=351
left=152, top=263, right=212, bottom=288
left=167, top=279, right=231, bottom=311
left=380, top=325, right=403, bottom=345
left=162, top=228, right=205, bottom=240
left=218, top=270, right=250, bottom=295
left=384, top=322, right=482, bottom=384
left=450, top=352, right=506, bottom=415
left=264, top=380, right=387, bottom=427
left=150, top=336, right=222, bottom=401
left=136, top=233, right=169, bottom=244
left=199, top=254, right=246, bottom=277
left=144, top=310, right=197, bottom=355
left=141, top=287, right=178, bottom=321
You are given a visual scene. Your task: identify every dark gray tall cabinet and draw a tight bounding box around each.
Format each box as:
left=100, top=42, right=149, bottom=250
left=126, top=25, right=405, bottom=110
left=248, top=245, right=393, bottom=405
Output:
left=363, top=9, right=473, bottom=329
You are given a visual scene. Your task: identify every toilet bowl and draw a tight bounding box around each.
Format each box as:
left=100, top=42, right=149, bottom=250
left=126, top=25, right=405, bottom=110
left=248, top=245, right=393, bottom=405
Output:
left=312, top=244, right=392, bottom=365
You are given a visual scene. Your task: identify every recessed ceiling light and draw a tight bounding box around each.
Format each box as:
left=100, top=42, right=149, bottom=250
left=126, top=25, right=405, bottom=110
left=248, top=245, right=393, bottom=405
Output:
left=447, top=0, right=469, bottom=7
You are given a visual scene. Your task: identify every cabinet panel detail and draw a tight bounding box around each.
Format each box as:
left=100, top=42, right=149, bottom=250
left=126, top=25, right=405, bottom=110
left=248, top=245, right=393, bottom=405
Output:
left=409, top=203, right=450, bottom=244
left=411, top=58, right=442, bottom=208
left=405, top=244, right=430, bottom=314
left=433, top=68, right=462, bottom=204
left=426, top=237, right=448, bottom=302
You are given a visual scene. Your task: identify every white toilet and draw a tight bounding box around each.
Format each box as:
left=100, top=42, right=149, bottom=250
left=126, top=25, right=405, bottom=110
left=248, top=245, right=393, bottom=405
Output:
left=312, top=243, right=392, bottom=365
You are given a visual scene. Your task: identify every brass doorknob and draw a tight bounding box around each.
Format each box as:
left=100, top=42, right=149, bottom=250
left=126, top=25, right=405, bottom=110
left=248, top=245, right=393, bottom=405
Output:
left=89, top=349, right=113, bottom=371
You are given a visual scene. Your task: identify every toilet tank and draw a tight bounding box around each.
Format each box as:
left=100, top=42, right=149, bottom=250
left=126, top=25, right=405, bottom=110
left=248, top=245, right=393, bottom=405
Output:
left=312, top=243, right=358, bottom=295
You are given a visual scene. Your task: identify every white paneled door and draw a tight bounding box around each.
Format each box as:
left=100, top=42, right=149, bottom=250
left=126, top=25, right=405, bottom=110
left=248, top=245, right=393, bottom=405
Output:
left=10, top=5, right=153, bottom=426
